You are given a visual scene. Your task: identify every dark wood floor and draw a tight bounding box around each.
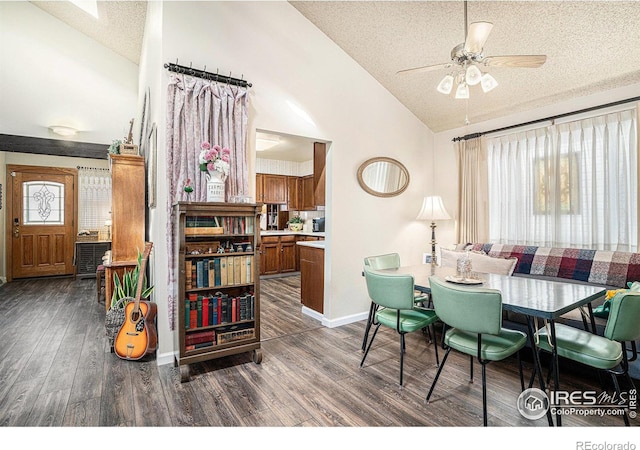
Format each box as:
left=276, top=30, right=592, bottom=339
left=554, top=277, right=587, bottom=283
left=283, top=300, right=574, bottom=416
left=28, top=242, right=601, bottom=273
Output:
left=0, top=274, right=635, bottom=436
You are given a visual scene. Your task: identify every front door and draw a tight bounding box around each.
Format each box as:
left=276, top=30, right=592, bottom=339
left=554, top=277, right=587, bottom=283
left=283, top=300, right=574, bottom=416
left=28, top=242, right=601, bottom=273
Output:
left=8, top=165, right=77, bottom=280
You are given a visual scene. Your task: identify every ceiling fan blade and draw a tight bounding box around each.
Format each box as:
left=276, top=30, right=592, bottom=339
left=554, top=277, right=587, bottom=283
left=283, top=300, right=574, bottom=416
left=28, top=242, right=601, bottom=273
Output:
left=482, top=55, right=547, bottom=68
left=464, top=21, right=493, bottom=54
left=396, top=62, right=452, bottom=75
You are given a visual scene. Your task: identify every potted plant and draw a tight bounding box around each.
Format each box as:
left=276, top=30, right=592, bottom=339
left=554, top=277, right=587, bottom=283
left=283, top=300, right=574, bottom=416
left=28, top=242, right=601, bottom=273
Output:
left=287, top=215, right=304, bottom=231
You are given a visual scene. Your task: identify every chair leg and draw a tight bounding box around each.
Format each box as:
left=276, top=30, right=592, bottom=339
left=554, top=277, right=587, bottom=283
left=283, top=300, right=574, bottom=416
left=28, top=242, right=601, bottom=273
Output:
left=361, top=302, right=378, bottom=351
left=399, top=332, right=406, bottom=387
left=360, top=323, right=381, bottom=368
left=431, top=324, right=440, bottom=367
left=426, top=347, right=451, bottom=403
left=481, top=361, right=488, bottom=426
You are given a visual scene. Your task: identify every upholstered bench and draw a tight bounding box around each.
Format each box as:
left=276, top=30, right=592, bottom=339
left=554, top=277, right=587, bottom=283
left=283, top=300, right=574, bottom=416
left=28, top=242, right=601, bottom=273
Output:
left=463, top=243, right=640, bottom=330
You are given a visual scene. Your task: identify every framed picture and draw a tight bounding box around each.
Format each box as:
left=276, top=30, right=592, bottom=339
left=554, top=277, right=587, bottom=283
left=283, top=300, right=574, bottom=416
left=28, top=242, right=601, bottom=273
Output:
left=139, top=87, right=151, bottom=157
left=147, top=123, right=157, bottom=208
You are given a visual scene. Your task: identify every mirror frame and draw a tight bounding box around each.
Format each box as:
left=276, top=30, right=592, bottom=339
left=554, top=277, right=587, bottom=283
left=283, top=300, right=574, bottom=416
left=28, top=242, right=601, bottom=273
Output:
left=357, top=157, right=410, bottom=198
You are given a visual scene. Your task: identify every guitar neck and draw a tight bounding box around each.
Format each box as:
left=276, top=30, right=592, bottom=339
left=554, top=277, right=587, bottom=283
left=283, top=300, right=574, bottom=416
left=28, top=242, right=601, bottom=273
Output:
left=134, top=242, right=153, bottom=308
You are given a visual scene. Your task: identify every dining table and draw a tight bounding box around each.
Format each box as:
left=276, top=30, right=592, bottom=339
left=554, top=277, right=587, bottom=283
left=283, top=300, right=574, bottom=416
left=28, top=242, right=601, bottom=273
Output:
left=381, top=264, right=607, bottom=426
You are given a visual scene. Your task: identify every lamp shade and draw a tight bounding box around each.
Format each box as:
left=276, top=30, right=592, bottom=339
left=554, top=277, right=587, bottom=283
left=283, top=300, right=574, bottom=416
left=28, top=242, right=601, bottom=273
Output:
left=416, top=196, right=452, bottom=221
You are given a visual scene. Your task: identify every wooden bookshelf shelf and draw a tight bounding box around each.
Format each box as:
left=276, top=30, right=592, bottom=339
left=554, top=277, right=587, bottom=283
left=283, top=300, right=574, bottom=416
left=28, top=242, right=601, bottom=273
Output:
left=172, top=202, right=263, bottom=382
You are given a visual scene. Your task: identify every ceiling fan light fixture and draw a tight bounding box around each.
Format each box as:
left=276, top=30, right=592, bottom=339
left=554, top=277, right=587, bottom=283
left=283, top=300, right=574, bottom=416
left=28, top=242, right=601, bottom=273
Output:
left=480, top=73, right=498, bottom=92
left=455, top=83, right=469, bottom=99
left=465, top=64, right=482, bottom=86
left=437, top=75, right=454, bottom=94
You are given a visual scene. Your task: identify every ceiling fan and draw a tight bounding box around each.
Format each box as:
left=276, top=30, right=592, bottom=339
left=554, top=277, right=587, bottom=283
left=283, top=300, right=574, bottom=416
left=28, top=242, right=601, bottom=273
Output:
left=397, top=1, right=547, bottom=98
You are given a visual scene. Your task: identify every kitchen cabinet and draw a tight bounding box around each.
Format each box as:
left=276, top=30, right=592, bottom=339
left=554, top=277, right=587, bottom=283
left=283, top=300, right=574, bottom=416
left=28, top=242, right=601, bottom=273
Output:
left=256, top=173, right=264, bottom=203
left=259, top=235, right=297, bottom=275
left=287, top=176, right=301, bottom=210
left=313, top=142, right=326, bottom=207
left=262, top=174, right=287, bottom=204
left=301, top=175, right=315, bottom=210
left=299, top=244, right=324, bottom=313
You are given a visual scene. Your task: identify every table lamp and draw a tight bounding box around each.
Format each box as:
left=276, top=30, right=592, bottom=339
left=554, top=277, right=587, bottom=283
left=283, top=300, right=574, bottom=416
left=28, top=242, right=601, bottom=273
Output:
left=416, top=196, right=451, bottom=265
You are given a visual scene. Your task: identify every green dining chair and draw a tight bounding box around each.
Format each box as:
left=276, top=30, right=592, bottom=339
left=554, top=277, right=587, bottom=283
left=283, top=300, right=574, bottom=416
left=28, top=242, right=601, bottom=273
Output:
left=535, top=290, right=640, bottom=426
left=426, top=276, right=527, bottom=426
left=362, top=253, right=429, bottom=351
left=360, top=266, right=439, bottom=387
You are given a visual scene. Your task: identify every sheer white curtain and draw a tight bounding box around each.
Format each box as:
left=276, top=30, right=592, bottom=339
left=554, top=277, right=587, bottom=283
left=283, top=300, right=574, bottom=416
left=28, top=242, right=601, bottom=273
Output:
left=78, top=167, right=111, bottom=231
left=487, top=107, right=637, bottom=251
left=456, top=136, right=488, bottom=244
left=165, top=73, right=250, bottom=329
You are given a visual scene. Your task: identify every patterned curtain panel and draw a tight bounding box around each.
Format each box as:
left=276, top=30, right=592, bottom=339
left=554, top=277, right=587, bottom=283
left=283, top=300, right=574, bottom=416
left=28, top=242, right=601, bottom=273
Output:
left=165, top=73, right=249, bottom=329
left=486, top=107, right=637, bottom=251
left=78, top=167, right=112, bottom=231
left=455, top=136, right=488, bottom=244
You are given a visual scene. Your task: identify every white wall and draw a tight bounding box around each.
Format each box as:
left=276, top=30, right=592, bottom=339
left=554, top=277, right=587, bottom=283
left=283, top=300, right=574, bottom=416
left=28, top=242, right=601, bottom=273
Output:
left=432, top=82, right=640, bottom=250
left=139, top=1, right=434, bottom=364
left=0, top=2, right=138, bottom=144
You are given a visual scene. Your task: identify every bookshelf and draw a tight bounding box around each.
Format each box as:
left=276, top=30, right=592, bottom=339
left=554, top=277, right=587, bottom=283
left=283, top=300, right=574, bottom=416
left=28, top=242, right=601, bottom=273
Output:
left=173, top=201, right=263, bottom=382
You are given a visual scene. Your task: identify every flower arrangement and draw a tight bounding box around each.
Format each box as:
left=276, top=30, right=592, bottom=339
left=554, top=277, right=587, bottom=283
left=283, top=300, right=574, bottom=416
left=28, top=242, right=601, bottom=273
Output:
left=199, top=141, right=231, bottom=178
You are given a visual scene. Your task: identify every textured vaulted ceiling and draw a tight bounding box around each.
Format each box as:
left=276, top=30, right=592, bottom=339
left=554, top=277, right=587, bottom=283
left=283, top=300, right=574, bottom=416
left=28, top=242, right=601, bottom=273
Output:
left=31, top=1, right=147, bottom=64
left=290, top=1, right=640, bottom=132
left=27, top=1, right=640, bottom=135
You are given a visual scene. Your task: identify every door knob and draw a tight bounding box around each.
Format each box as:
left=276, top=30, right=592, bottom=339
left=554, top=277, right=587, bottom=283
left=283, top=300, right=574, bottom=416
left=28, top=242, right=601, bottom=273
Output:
left=13, top=218, right=19, bottom=238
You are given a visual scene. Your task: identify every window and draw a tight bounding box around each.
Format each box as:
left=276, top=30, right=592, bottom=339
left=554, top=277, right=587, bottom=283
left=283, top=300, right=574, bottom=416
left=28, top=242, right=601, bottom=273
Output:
left=23, top=181, right=64, bottom=224
left=487, top=107, right=637, bottom=251
left=78, top=167, right=112, bottom=231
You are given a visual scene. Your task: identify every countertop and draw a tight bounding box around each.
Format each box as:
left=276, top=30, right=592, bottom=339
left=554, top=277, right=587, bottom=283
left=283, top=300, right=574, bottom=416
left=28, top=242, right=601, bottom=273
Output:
left=296, top=240, right=325, bottom=249
left=261, top=230, right=325, bottom=238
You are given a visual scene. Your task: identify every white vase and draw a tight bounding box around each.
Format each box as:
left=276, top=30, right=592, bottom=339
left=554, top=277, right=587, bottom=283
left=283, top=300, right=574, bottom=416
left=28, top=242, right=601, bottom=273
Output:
left=205, top=170, right=226, bottom=202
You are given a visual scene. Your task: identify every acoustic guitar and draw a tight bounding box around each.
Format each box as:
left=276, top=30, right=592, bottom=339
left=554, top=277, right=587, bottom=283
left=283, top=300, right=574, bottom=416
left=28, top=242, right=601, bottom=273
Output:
left=114, top=242, right=158, bottom=360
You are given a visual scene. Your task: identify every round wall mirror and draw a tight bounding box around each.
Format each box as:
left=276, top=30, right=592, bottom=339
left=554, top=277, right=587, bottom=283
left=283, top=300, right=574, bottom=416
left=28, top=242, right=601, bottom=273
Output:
left=357, top=157, right=410, bottom=197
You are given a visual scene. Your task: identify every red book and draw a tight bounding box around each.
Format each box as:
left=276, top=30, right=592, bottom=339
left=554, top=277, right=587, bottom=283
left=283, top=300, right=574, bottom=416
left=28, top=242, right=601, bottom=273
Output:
left=217, top=295, right=222, bottom=325
left=232, top=297, right=237, bottom=322
left=202, top=297, right=209, bottom=327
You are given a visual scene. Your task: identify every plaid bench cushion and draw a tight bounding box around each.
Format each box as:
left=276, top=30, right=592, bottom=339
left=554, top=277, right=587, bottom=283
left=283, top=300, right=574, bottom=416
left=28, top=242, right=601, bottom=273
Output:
left=468, top=243, right=640, bottom=288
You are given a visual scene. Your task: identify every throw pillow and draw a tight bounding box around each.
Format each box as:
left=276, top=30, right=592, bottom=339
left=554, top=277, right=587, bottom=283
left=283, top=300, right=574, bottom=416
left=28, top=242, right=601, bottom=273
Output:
left=439, top=248, right=518, bottom=276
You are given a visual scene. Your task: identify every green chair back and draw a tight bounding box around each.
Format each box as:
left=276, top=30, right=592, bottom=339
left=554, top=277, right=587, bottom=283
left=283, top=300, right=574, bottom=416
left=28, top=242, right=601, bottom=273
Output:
left=604, top=291, right=640, bottom=342
left=363, top=266, right=416, bottom=311
left=364, top=253, right=401, bottom=270
left=428, top=276, right=502, bottom=335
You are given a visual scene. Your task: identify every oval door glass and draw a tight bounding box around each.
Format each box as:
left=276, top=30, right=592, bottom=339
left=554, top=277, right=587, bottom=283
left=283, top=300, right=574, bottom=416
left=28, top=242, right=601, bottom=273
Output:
left=357, top=157, right=409, bottom=197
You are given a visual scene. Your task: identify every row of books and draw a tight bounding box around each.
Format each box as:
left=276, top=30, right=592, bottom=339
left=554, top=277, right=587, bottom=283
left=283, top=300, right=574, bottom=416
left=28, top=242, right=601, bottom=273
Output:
left=186, top=255, right=254, bottom=289
left=184, top=325, right=255, bottom=350
left=185, top=292, right=256, bottom=329
left=185, top=216, right=254, bottom=234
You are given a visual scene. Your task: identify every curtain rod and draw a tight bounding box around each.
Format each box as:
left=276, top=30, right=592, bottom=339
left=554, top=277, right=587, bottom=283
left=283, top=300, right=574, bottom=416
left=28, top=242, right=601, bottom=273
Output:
left=452, top=96, right=640, bottom=142
left=77, top=166, right=109, bottom=170
left=164, top=62, right=252, bottom=88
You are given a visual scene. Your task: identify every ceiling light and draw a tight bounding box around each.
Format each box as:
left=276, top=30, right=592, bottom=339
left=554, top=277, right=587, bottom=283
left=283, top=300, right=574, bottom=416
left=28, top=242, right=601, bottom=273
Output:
left=49, top=126, right=78, bottom=136
left=455, top=83, right=469, bottom=99
left=435, top=63, right=498, bottom=99
left=465, top=64, right=482, bottom=86
left=481, top=73, right=499, bottom=92
left=436, top=75, right=454, bottom=94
